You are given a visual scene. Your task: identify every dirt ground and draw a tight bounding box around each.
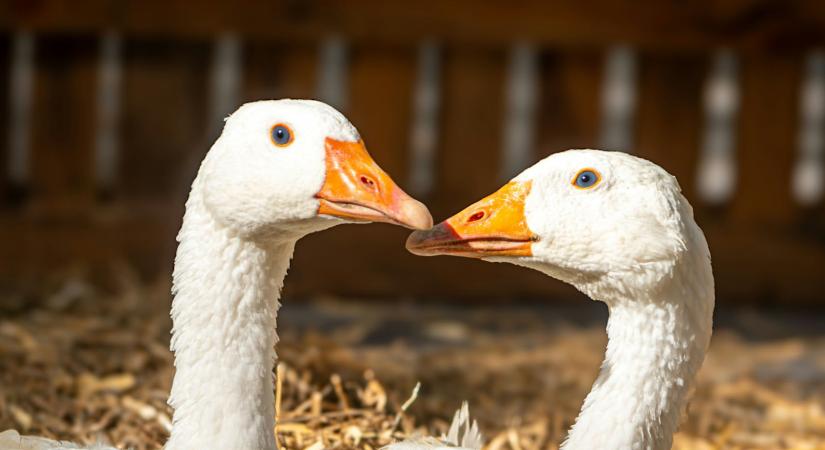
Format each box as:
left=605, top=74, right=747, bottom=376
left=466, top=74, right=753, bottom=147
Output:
left=1, top=274, right=824, bottom=450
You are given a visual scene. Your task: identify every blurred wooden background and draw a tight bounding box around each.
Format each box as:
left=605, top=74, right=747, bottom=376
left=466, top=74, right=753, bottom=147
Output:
left=1, top=0, right=824, bottom=303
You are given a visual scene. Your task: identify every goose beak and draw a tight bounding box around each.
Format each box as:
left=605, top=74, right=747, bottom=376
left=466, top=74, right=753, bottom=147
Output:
left=316, top=138, right=433, bottom=230
left=406, top=181, right=536, bottom=257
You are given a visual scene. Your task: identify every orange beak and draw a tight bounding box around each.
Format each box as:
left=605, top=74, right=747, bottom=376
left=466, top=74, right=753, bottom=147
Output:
left=316, top=138, right=432, bottom=230
left=406, top=181, right=536, bottom=258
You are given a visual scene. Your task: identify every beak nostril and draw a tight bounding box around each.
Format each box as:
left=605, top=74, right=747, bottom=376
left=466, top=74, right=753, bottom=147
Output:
left=467, top=211, right=485, bottom=223
left=360, top=175, right=377, bottom=189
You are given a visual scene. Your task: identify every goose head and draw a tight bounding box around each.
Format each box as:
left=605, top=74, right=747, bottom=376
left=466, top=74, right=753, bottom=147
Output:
left=199, top=99, right=432, bottom=240
left=407, top=149, right=692, bottom=299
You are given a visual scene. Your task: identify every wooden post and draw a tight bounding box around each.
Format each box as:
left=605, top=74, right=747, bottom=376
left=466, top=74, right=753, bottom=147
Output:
left=696, top=49, right=739, bottom=206
left=598, top=45, right=637, bottom=152
left=208, top=33, right=242, bottom=138
left=316, top=35, right=348, bottom=112
left=94, top=30, right=122, bottom=196
left=792, top=50, right=825, bottom=206
left=408, top=40, right=441, bottom=197
left=696, top=50, right=739, bottom=205
left=501, top=42, right=539, bottom=180
left=7, top=31, right=34, bottom=193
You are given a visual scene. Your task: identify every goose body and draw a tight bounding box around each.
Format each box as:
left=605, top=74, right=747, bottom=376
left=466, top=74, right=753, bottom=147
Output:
left=399, top=150, right=714, bottom=450
left=2, top=99, right=431, bottom=450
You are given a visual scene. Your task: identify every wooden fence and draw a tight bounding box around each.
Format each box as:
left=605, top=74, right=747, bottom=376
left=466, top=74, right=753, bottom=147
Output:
left=1, top=1, right=824, bottom=303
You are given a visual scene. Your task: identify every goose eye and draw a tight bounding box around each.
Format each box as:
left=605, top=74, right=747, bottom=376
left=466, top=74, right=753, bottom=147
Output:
left=573, top=169, right=601, bottom=189
left=270, top=124, right=293, bottom=147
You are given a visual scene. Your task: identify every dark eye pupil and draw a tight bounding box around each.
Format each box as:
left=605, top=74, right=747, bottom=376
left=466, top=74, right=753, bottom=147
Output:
left=576, top=170, right=598, bottom=188
left=272, top=125, right=291, bottom=145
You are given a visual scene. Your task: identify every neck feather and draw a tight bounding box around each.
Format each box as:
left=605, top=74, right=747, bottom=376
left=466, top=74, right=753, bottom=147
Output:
left=166, top=184, right=294, bottom=450
left=563, top=238, right=714, bottom=450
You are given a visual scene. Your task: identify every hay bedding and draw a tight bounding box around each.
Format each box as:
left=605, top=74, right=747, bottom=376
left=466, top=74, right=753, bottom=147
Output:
left=1, top=276, right=824, bottom=450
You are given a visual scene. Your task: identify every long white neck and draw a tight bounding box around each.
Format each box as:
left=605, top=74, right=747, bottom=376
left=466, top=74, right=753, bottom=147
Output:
left=562, top=237, right=714, bottom=450
left=165, top=180, right=294, bottom=450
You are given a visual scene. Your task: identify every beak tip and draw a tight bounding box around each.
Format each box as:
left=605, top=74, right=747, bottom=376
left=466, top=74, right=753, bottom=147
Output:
left=405, top=221, right=458, bottom=256
left=405, top=230, right=427, bottom=254
left=399, top=198, right=433, bottom=230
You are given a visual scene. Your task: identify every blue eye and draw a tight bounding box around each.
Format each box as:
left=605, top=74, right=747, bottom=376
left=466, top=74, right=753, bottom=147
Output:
left=270, top=124, right=293, bottom=147
left=573, top=169, right=601, bottom=189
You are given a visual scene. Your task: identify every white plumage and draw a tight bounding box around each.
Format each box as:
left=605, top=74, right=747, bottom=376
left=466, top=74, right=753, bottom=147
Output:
left=0, top=430, right=116, bottom=450
left=385, top=402, right=482, bottom=450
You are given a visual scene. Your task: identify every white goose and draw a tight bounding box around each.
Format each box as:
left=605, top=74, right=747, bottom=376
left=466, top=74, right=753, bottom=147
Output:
left=0, top=99, right=432, bottom=450
left=398, top=150, right=714, bottom=450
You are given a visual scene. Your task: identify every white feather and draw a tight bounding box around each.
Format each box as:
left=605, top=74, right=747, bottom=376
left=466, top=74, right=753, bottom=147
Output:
left=0, top=430, right=117, bottom=450
left=385, top=402, right=483, bottom=450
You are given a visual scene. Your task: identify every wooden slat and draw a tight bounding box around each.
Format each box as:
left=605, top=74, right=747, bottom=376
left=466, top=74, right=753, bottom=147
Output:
left=243, top=40, right=317, bottom=101
left=500, top=43, right=540, bottom=179
left=206, top=34, right=243, bottom=139
left=696, top=50, right=739, bottom=206
left=93, top=31, right=123, bottom=195
left=315, top=36, right=348, bottom=111
left=634, top=52, right=706, bottom=204
left=2, top=1, right=825, bottom=51
left=347, top=44, right=415, bottom=180
left=0, top=34, right=10, bottom=202
left=0, top=207, right=175, bottom=280
left=119, top=38, right=210, bottom=201
left=706, top=222, right=825, bottom=303
left=434, top=47, right=507, bottom=215
left=731, top=54, right=802, bottom=225
left=537, top=50, right=602, bottom=157
left=599, top=46, right=638, bottom=152
left=28, top=35, right=97, bottom=215
left=408, top=40, right=442, bottom=197
left=792, top=51, right=825, bottom=207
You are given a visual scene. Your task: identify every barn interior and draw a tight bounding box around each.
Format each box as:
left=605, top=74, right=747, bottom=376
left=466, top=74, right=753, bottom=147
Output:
left=1, top=2, right=825, bottom=449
